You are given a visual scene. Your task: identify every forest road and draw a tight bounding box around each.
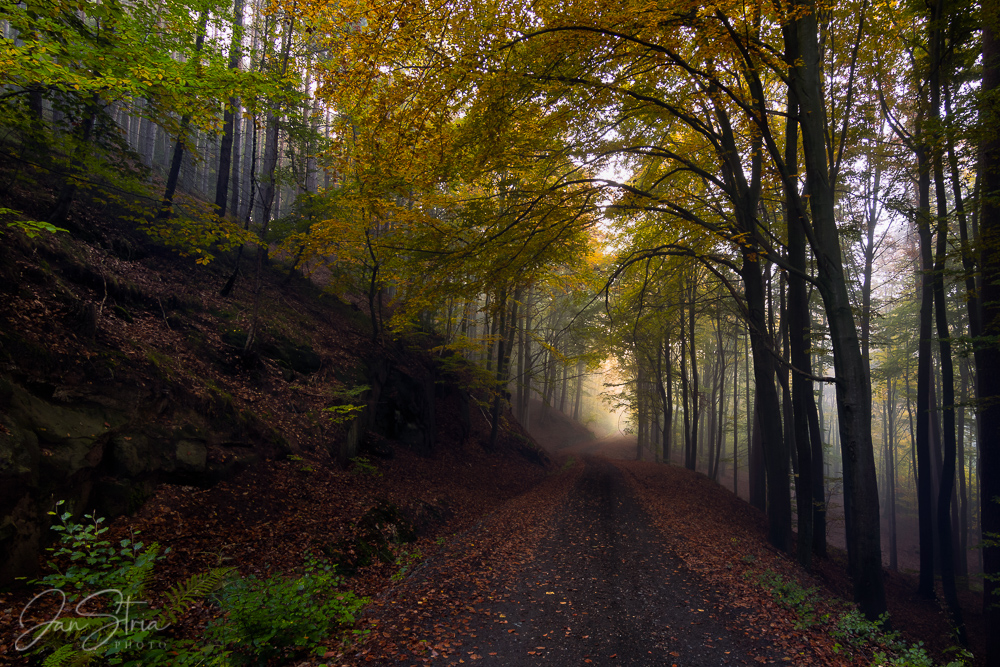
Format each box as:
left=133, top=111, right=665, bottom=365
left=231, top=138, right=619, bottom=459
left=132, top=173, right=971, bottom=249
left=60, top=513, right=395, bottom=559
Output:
left=357, top=456, right=777, bottom=666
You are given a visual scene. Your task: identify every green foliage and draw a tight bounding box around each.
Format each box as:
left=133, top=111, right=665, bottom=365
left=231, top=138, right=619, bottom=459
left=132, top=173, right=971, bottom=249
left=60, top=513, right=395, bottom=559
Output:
left=1, top=208, right=68, bottom=238
left=755, top=569, right=825, bottom=629
left=749, top=573, right=970, bottom=666
left=208, top=556, right=368, bottom=666
left=140, top=211, right=260, bottom=265
left=31, top=501, right=161, bottom=602
left=831, top=610, right=970, bottom=667
left=21, top=503, right=369, bottom=666
left=323, top=402, right=365, bottom=424
left=314, top=384, right=369, bottom=425
left=20, top=501, right=233, bottom=666
left=831, top=610, right=890, bottom=649
left=287, top=454, right=317, bottom=473
left=329, top=384, right=372, bottom=401
left=391, top=549, right=423, bottom=582
left=349, top=455, right=380, bottom=477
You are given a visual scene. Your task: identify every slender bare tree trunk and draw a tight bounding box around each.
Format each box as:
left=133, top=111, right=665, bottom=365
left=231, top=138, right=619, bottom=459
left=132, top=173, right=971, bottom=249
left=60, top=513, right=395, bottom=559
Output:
left=215, top=0, right=245, bottom=219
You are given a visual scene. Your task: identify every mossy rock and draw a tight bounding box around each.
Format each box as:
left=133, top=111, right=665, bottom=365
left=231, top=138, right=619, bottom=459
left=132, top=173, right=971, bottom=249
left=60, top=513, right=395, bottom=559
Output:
left=111, top=304, right=133, bottom=322
left=322, top=501, right=416, bottom=575
left=358, top=500, right=417, bottom=544
left=221, top=327, right=247, bottom=350
left=260, top=334, right=322, bottom=375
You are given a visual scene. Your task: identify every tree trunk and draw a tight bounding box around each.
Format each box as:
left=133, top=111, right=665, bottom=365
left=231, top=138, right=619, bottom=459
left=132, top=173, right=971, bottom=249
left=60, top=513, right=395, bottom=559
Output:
left=637, top=363, right=647, bottom=460
left=574, top=359, right=584, bottom=422
left=687, top=275, right=700, bottom=471
left=680, top=309, right=691, bottom=469
left=229, top=105, right=242, bottom=219
left=976, top=8, right=1000, bottom=660
left=733, top=330, right=740, bottom=496
left=786, top=88, right=814, bottom=569
left=157, top=13, right=209, bottom=220
left=743, top=254, right=791, bottom=552
left=915, top=135, right=937, bottom=600
left=489, top=287, right=519, bottom=450
left=47, top=100, right=99, bottom=225
left=215, top=0, right=245, bottom=219
left=560, top=362, right=569, bottom=414
left=516, top=297, right=527, bottom=422
left=714, top=325, right=726, bottom=482
left=664, top=335, right=674, bottom=464
left=957, top=358, right=970, bottom=582
left=789, top=0, right=885, bottom=616
left=749, top=395, right=766, bottom=512
left=931, top=49, right=965, bottom=635
left=888, top=378, right=898, bottom=572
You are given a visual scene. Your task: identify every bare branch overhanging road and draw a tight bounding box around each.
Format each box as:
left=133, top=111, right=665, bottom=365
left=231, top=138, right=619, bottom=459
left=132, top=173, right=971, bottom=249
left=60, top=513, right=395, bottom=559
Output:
left=357, top=456, right=778, bottom=666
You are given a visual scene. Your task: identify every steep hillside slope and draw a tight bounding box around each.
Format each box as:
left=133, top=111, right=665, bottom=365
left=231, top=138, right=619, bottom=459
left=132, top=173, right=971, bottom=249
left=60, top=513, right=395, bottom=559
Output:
left=0, top=212, right=546, bottom=589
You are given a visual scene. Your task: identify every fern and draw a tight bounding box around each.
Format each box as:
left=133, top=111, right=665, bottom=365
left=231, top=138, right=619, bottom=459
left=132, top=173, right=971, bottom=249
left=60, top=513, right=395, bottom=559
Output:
left=159, top=567, right=235, bottom=627
left=41, top=644, right=91, bottom=667
left=118, top=542, right=160, bottom=598
left=23, top=613, right=113, bottom=656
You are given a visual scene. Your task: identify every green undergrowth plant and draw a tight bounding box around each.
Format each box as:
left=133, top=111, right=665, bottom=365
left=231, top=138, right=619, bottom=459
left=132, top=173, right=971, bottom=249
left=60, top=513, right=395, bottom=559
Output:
left=323, top=402, right=365, bottom=425
left=208, top=555, right=368, bottom=666
left=750, top=565, right=970, bottom=666
left=350, top=455, right=381, bottom=476
left=753, top=569, right=826, bottom=629
left=18, top=503, right=370, bottom=667
left=1, top=207, right=69, bottom=238
left=286, top=453, right=316, bottom=473
left=315, top=384, right=369, bottom=426
left=18, top=501, right=233, bottom=666
left=391, top=549, right=424, bottom=583
left=830, top=610, right=971, bottom=666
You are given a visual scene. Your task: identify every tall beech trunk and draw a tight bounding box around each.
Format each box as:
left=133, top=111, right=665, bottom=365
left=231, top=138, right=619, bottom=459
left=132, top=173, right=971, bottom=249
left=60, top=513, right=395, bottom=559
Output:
left=663, top=335, right=674, bottom=463
left=655, top=337, right=669, bottom=462
left=946, top=62, right=975, bottom=590
left=712, top=319, right=726, bottom=482
left=930, top=34, right=965, bottom=634
left=215, top=0, right=245, bottom=219
left=686, top=275, right=699, bottom=471
left=887, top=379, right=898, bottom=572
left=786, top=89, right=814, bottom=569
left=742, top=254, right=791, bottom=552
left=977, top=9, right=1000, bottom=661
left=637, top=363, right=647, bottom=460
left=915, top=133, right=937, bottom=600
left=707, top=75, right=790, bottom=547
left=788, top=0, right=885, bottom=616
left=559, top=362, right=569, bottom=414
left=157, top=13, right=208, bottom=221
left=229, top=107, right=242, bottom=218
left=957, top=359, right=970, bottom=581
left=516, top=299, right=527, bottom=422
left=574, top=359, right=584, bottom=422
left=680, top=309, right=691, bottom=468
left=48, top=99, right=98, bottom=225
left=488, top=287, right=519, bottom=450
left=732, top=332, right=740, bottom=494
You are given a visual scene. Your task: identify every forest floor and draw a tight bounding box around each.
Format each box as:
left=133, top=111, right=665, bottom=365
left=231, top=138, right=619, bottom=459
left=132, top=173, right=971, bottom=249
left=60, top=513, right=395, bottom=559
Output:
left=341, top=432, right=987, bottom=667
left=0, top=424, right=986, bottom=666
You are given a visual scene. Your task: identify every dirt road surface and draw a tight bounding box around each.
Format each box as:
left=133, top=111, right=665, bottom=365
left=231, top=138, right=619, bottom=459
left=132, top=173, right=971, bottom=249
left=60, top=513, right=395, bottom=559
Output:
left=353, top=454, right=777, bottom=666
